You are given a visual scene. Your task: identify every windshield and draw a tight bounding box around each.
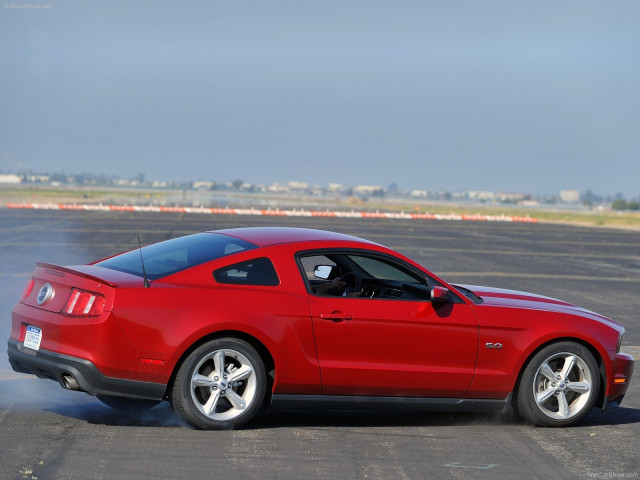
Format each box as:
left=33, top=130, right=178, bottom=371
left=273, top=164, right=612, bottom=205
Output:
left=96, top=233, right=257, bottom=280
left=452, top=284, right=484, bottom=304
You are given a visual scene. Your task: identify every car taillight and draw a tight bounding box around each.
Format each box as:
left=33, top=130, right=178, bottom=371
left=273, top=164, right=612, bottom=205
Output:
left=63, top=288, right=106, bottom=317
left=20, top=278, right=35, bottom=302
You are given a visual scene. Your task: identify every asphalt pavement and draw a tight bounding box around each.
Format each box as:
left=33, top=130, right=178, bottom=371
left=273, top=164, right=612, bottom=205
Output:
left=0, top=209, right=638, bottom=480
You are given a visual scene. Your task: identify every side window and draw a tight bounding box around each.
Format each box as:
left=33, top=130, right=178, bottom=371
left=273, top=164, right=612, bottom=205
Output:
left=298, top=250, right=431, bottom=300
left=213, top=257, right=279, bottom=286
left=347, top=255, right=421, bottom=283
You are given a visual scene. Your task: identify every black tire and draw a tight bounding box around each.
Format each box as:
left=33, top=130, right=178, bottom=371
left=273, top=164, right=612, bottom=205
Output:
left=516, top=341, right=600, bottom=427
left=96, top=395, right=161, bottom=412
left=171, top=338, right=266, bottom=430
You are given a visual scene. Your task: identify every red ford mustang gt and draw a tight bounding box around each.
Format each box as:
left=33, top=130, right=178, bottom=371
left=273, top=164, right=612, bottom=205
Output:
left=8, top=227, right=634, bottom=429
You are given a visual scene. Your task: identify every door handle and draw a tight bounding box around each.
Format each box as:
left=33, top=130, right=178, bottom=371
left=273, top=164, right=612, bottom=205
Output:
left=320, top=311, right=352, bottom=322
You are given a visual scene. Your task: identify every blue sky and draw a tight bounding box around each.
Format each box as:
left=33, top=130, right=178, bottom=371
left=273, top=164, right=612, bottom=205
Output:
left=1, top=1, right=639, bottom=195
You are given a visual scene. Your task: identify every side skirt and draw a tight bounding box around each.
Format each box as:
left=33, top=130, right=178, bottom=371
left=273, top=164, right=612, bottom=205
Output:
left=271, top=393, right=513, bottom=413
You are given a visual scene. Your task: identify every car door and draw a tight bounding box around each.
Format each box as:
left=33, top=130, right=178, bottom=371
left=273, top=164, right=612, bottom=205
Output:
left=301, top=251, right=479, bottom=398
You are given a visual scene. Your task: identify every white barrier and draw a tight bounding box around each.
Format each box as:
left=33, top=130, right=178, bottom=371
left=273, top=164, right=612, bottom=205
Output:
left=5, top=203, right=538, bottom=223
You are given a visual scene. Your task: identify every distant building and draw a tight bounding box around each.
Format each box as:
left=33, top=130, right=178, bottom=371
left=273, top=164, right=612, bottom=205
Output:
left=0, top=174, right=22, bottom=184
left=410, top=190, right=428, bottom=197
left=353, top=185, right=383, bottom=196
left=496, top=192, right=528, bottom=203
left=26, top=174, right=50, bottom=183
left=193, top=181, right=215, bottom=190
left=560, top=189, right=580, bottom=203
left=288, top=181, right=309, bottom=190
left=267, top=183, right=288, bottom=193
left=468, top=190, right=495, bottom=202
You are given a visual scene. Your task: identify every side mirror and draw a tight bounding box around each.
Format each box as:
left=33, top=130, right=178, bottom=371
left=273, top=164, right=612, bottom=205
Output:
left=431, top=285, right=450, bottom=303
left=313, top=265, right=334, bottom=280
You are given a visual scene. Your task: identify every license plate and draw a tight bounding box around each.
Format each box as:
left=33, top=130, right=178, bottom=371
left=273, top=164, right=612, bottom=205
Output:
left=24, top=325, right=42, bottom=351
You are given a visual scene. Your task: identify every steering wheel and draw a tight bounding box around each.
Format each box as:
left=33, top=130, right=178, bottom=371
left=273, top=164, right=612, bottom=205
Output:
left=337, top=271, right=361, bottom=296
left=361, top=284, right=382, bottom=298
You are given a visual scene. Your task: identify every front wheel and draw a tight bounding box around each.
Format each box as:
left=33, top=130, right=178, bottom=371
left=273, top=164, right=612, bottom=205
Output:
left=516, top=341, right=600, bottom=427
left=171, top=338, right=266, bottom=430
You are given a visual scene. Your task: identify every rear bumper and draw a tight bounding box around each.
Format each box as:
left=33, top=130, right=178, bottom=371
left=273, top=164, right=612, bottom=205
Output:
left=7, top=338, right=166, bottom=400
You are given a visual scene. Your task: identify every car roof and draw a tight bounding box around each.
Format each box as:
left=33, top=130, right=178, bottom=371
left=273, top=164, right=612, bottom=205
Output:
left=212, top=227, right=378, bottom=248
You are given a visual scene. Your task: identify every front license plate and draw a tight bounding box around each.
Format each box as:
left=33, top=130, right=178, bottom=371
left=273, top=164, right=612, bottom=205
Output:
left=24, top=325, right=42, bottom=351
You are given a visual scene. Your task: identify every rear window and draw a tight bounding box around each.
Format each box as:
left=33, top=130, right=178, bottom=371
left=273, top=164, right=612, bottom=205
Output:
left=96, top=233, right=257, bottom=280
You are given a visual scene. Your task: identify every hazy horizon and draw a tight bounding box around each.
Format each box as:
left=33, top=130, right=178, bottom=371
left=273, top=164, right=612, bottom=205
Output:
left=2, top=1, right=639, bottom=196
left=1, top=167, right=633, bottom=200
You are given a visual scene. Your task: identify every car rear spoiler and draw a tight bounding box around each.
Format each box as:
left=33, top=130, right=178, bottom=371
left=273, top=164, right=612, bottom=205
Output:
left=36, top=262, right=118, bottom=287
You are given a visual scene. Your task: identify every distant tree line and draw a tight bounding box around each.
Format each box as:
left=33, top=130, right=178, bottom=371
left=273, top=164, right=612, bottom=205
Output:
left=611, top=199, right=640, bottom=211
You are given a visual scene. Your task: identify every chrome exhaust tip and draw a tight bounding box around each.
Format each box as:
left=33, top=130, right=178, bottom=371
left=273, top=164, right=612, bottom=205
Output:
left=61, top=374, right=80, bottom=390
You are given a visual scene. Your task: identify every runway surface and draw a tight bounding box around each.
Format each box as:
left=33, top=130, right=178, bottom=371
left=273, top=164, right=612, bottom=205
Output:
left=0, top=209, right=638, bottom=479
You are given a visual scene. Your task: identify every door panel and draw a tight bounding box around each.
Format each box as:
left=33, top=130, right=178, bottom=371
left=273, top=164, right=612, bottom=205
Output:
left=309, top=295, right=479, bottom=397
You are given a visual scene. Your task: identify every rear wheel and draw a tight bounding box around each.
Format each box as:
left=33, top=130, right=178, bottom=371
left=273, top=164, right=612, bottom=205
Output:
left=516, top=341, right=600, bottom=427
left=171, top=338, right=266, bottom=430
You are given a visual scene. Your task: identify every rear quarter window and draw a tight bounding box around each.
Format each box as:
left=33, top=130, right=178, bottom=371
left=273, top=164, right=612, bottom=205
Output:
left=214, top=257, right=279, bottom=286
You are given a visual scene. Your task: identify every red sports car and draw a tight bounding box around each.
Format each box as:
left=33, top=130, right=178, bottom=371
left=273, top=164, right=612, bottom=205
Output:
left=7, top=227, right=634, bottom=429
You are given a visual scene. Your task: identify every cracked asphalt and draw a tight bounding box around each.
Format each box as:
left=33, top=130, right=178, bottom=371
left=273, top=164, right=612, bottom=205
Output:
left=1, top=209, right=638, bottom=480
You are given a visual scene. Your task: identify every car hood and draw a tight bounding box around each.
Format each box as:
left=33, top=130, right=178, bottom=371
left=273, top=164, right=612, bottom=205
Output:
left=454, top=284, right=624, bottom=329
